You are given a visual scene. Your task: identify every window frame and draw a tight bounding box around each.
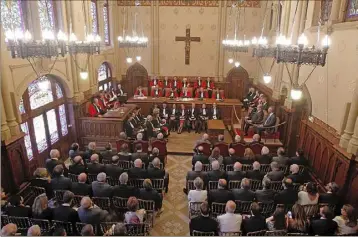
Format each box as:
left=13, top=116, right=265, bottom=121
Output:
left=345, top=0, right=358, bottom=22
left=98, top=62, right=113, bottom=91
left=90, top=0, right=100, bottom=35
left=103, top=0, right=110, bottom=45
left=37, top=0, right=59, bottom=33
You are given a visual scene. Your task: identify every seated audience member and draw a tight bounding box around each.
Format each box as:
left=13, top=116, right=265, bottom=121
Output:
left=246, top=161, right=265, bottom=180
left=232, top=178, right=255, bottom=202
left=148, top=157, right=169, bottom=193
left=188, top=177, right=207, bottom=203
left=194, top=77, right=204, bottom=89
left=1, top=223, right=18, bottom=236
left=83, top=142, right=101, bottom=162
left=210, top=103, right=221, bottom=120
left=195, top=87, right=208, bottom=99
left=223, top=148, right=237, bottom=166
left=287, top=164, right=304, bottom=184
left=116, top=83, right=125, bottom=97
left=205, top=77, right=214, bottom=97
left=181, top=77, right=190, bottom=89
left=208, top=179, right=234, bottom=206
left=87, top=154, right=105, bottom=175
left=118, top=144, right=132, bottom=162
left=100, top=143, right=116, bottom=161
left=69, top=156, right=87, bottom=175
left=78, top=196, right=110, bottom=225
left=255, top=177, right=276, bottom=203
left=310, top=206, right=338, bottom=235
left=217, top=201, right=242, bottom=233
left=113, top=172, right=138, bottom=198
left=272, top=147, right=289, bottom=166
left=91, top=172, right=113, bottom=197
left=192, top=146, right=209, bottom=167
left=290, top=148, right=308, bottom=166
left=168, top=103, right=179, bottom=132
left=27, top=225, right=41, bottom=236
left=125, top=116, right=137, bottom=138
left=112, top=223, right=127, bottom=236
left=256, top=106, right=276, bottom=136
left=207, top=161, right=226, bottom=182
left=124, top=197, right=146, bottom=224
left=242, top=202, right=267, bottom=235
left=72, top=173, right=92, bottom=196
left=266, top=206, right=286, bottom=231
left=265, top=161, right=284, bottom=181
left=212, top=88, right=224, bottom=100
left=52, top=227, right=66, bottom=236
left=189, top=202, right=218, bottom=235
left=46, top=149, right=67, bottom=177
left=51, top=165, right=72, bottom=191
left=187, top=161, right=207, bottom=182
left=195, top=133, right=212, bottom=147
left=198, top=103, right=209, bottom=133
left=298, top=182, right=319, bottom=205
left=148, top=147, right=162, bottom=165
left=68, top=143, right=81, bottom=159
left=258, top=146, right=272, bottom=164
left=229, top=135, right=245, bottom=148
left=5, top=195, right=32, bottom=217
left=227, top=162, right=245, bottom=182
left=166, top=87, right=178, bottom=98
left=81, top=224, right=95, bottom=236
left=30, top=168, right=52, bottom=198
left=146, top=115, right=159, bottom=139
left=275, top=178, right=298, bottom=205
left=240, top=148, right=256, bottom=165
left=244, top=105, right=264, bottom=136
left=209, top=147, right=223, bottom=165
left=105, top=155, right=124, bottom=178
left=333, top=204, right=358, bottom=235
left=250, top=134, right=262, bottom=145
left=88, top=97, right=105, bottom=117
left=53, top=191, right=79, bottom=223
left=134, top=86, right=146, bottom=97
left=32, top=194, right=52, bottom=220
left=319, top=182, right=340, bottom=205
left=187, top=103, right=199, bottom=133
left=138, top=179, right=163, bottom=212
left=287, top=204, right=309, bottom=233
left=128, top=159, right=147, bottom=179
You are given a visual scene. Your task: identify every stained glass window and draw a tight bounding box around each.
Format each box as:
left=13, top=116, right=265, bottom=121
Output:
left=33, top=114, right=48, bottom=153
left=346, top=0, right=358, bottom=21
left=59, top=104, right=68, bottom=136
left=98, top=63, right=108, bottom=81
left=19, top=98, right=25, bottom=114
left=20, top=122, right=33, bottom=160
left=38, top=0, right=55, bottom=32
left=46, top=109, right=59, bottom=144
left=29, top=76, right=54, bottom=110
left=55, top=83, right=63, bottom=99
left=320, top=0, right=333, bottom=22
left=90, top=0, right=99, bottom=35
left=103, top=1, right=110, bottom=44
left=0, top=0, right=24, bottom=32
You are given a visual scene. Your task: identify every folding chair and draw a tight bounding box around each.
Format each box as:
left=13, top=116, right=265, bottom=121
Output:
left=102, top=159, right=112, bottom=165
left=52, top=220, right=74, bottom=236
left=1, top=215, right=8, bottom=228
left=92, top=197, right=111, bottom=210
left=211, top=202, right=226, bottom=218
left=151, top=179, right=165, bottom=193
left=129, top=179, right=145, bottom=189
left=113, top=196, right=129, bottom=215
left=258, top=202, right=275, bottom=218
left=249, top=179, right=262, bottom=191
left=192, top=230, right=216, bottom=236
left=260, top=164, right=271, bottom=173
left=125, top=223, right=149, bottom=236
left=302, top=204, right=319, bottom=218
left=138, top=199, right=155, bottom=228
left=226, top=165, right=234, bottom=171
left=107, top=177, right=120, bottom=186
left=99, top=222, right=118, bottom=235
left=118, top=160, right=131, bottom=170
left=220, top=231, right=242, bottom=236
left=202, top=164, right=211, bottom=172
left=247, top=230, right=267, bottom=236
left=8, top=216, right=31, bottom=234
left=278, top=165, right=288, bottom=174
left=208, top=181, right=219, bottom=191
left=235, top=200, right=252, bottom=214
left=271, top=181, right=283, bottom=191
left=186, top=180, right=195, bottom=191
left=54, top=190, right=66, bottom=202
left=298, top=165, right=305, bottom=174
left=189, top=202, right=203, bottom=219
left=68, top=173, right=79, bottom=183
left=75, top=222, right=97, bottom=236
left=73, top=195, right=84, bottom=207
left=30, top=186, right=46, bottom=197
left=266, top=230, right=287, bottom=236
left=241, top=164, right=253, bottom=172
left=292, top=183, right=302, bottom=192
left=87, top=174, right=98, bottom=183
left=30, top=218, right=51, bottom=235
left=228, top=180, right=241, bottom=189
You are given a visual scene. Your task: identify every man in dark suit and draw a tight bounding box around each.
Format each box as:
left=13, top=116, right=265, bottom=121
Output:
left=274, top=178, right=298, bottom=205
left=138, top=179, right=163, bottom=211
left=131, top=144, right=148, bottom=165
left=272, top=147, right=290, bottom=166
left=187, top=103, right=199, bottom=133
left=146, top=115, right=158, bottom=139
left=310, top=206, right=338, bottom=235
left=232, top=178, right=255, bottom=201
left=77, top=197, right=110, bottom=225
left=255, top=177, right=276, bottom=203
left=128, top=159, right=148, bottom=179
left=147, top=158, right=165, bottom=179
left=287, top=164, right=305, bottom=184
left=223, top=148, right=238, bottom=166
left=210, top=103, right=221, bottom=120
left=113, top=172, right=138, bottom=198
left=242, top=202, right=267, bottom=235
left=189, top=202, right=218, bottom=235
left=265, top=161, right=284, bottom=181
left=256, top=106, right=276, bottom=136
left=257, top=146, right=272, bottom=164
left=51, top=165, right=72, bottom=191
left=91, top=172, right=113, bottom=197
left=246, top=161, right=265, bottom=180
left=187, top=161, right=207, bottom=182
left=4, top=195, right=32, bottom=217
left=160, top=102, right=171, bottom=121
left=289, top=148, right=308, bottom=166
left=207, top=161, right=226, bottom=182
left=53, top=191, right=80, bottom=223
left=319, top=182, right=340, bottom=205
left=87, top=154, right=105, bottom=175
left=100, top=143, right=116, bottom=161
left=192, top=146, right=209, bottom=167
left=69, top=156, right=87, bottom=175
left=105, top=155, right=124, bottom=178
left=198, top=103, right=210, bottom=133
left=46, top=149, right=68, bottom=177
left=125, top=116, right=136, bottom=138
left=72, top=173, right=92, bottom=196
left=83, top=142, right=102, bottom=162
left=227, top=162, right=246, bottom=182
left=244, top=104, right=264, bottom=135
left=208, top=179, right=234, bottom=206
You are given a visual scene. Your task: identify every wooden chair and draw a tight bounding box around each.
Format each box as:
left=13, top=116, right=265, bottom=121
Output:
left=266, top=230, right=287, bottom=236
left=125, top=223, right=150, bottom=236
left=52, top=220, right=74, bottom=235
left=30, top=186, right=46, bottom=197
left=214, top=142, right=229, bottom=157
left=292, top=183, right=302, bottom=192
left=68, top=173, right=79, bottom=182
left=211, top=202, right=226, bottom=217
left=30, top=218, right=51, bottom=235
left=112, top=197, right=129, bottom=215
left=271, top=181, right=283, bottom=191
left=249, top=143, right=264, bottom=155
left=260, top=164, right=271, bottom=173
left=87, top=173, right=98, bottom=183
left=118, top=160, right=131, bottom=170
left=151, top=179, right=165, bottom=193
left=116, top=139, right=132, bottom=152
left=250, top=179, right=262, bottom=191
left=130, top=162, right=146, bottom=169
left=73, top=195, right=84, bottom=207
left=138, top=199, right=155, bottom=228
left=8, top=216, right=32, bottom=234
left=247, top=230, right=267, bottom=236
left=208, top=181, right=219, bottom=191
left=189, top=202, right=203, bottom=219
left=151, top=140, right=167, bottom=157
left=241, top=164, right=253, bottom=172
left=203, top=164, right=225, bottom=171
left=319, top=203, right=336, bottom=214
left=298, top=165, right=305, bottom=174
left=192, top=230, right=216, bottom=236
left=107, top=177, right=120, bottom=186
left=92, top=197, right=111, bottom=210
left=235, top=200, right=252, bottom=214
left=220, top=231, right=242, bottom=236
left=102, top=159, right=112, bottom=165
left=1, top=215, right=8, bottom=228
left=99, top=222, right=118, bottom=236
left=187, top=180, right=195, bottom=191
left=195, top=142, right=212, bottom=156
left=133, top=140, right=149, bottom=153
left=129, top=179, right=145, bottom=189
left=258, top=202, right=275, bottom=218
left=302, top=204, right=319, bottom=218
left=278, top=165, right=288, bottom=174
left=230, top=143, right=246, bottom=157
left=226, top=165, right=234, bottom=171
left=228, top=180, right=241, bottom=189
left=54, top=190, right=66, bottom=202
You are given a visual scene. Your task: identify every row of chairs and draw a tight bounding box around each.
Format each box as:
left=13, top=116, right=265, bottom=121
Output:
left=0, top=216, right=150, bottom=236
left=192, top=230, right=292, bottom=236
left=196, top=164, right=305, bottom=174
left=84, top=160, right=165, bottom=170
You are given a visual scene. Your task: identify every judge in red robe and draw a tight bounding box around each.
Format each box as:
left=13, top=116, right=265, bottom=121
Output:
left=162, top=77, right=172, bottom=88
left=151, top=85, right=162, bottom=97
left=194, top=77, right=205, bottom=88
left=172, top=77, right=182, bottom=89
left=181, top=78, right=190, bottom=89
left=165, top=88, right=178, bottom=98
left=212, top=88, right=225, bottom=100
left=180, top=87, right=192, bottom=98
left=195, top=87, right=208, bottom=99
left=135, top=86, right=147, bottom=96
left=149, top=77, right=162, bottom=88
left=88, top=97, right=105, bottom=117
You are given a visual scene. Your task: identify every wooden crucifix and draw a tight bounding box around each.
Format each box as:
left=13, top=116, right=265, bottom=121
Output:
left=175, top=27, right=201, bottom=65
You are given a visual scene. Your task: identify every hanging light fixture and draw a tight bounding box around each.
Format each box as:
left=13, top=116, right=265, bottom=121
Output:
left=80, top=71, right=89, bottom=80
left=228, top=58, right=234, bottom=64
left=263, top=73, right=272, bottom=84
left=126, top=57, right=133, bottom=63
left=136, top=56, right=142, bottom=62
left=235, top=61, right=240, bottom=67
left=291, top=87, right=303, bottom=100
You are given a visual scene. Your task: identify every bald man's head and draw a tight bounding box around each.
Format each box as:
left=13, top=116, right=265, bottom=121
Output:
left=80, top=197, right=92, bottom=209
left=233, top=162, right=242, bottom=171
left=73, top=156, right=83, bottom=164
left=90, top=154, right=99, bottom=163
left=218, top=179, right=227, bottom=189
left=229, top=148, right=235, bottom=155
left=252, top=134, right=260, bottom=142
left=27, top=225, right=41, bottom=236
left=78, top=173, right=87, bottom=183
left=198, top=146, right=204, bottom=153
left=211, top=160, right=220, bottom=171
left=134, top=159, right=142, bottom=168
left=1, top=223, right=17, bottom=236
left=225, top=200, right=236, bottom=213
left=203, top=133, right=209, bottom=140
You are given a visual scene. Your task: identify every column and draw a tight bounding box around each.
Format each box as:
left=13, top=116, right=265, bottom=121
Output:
left=154, top=0, right=160, bottom=75
left=215, top=0, right=223, bottom=80
left=1, top=93, right=11, bottom=141
left=218, top=0, right=227, bottom=81
left=329, top=0, right=342, bottom=23
left=340, top=81, right=358, bottom=148
left=347, top=117, right=358, bottom=155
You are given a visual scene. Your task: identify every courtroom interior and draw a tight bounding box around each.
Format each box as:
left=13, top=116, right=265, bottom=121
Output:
left=1, top=0, right=358, bottom=236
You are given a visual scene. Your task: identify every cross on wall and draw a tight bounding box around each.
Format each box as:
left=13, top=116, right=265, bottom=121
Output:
left=175, top=27, right=201, bottom=65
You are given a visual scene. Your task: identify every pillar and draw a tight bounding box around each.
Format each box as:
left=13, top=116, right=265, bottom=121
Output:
left=217, top=0, right=227, bottom=81
left=347, top=117, right=358, bottom=155
left=329, top=0, right=342, bottom=24
left=1, top=93, right=11, bottom=141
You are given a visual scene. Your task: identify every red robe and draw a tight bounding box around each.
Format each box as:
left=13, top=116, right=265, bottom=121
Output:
left=212, top=91, right=225, bottom=99
left=194, top=80, right=205, bottom=88
left=172, top=80, right=182, bottom=89
left=205, top=80, right=215, bottom=89
left=181, top=81, right=190, bottom=89
left=180, top=90, right=192, bottom=98
left=165, top=90, right=178, bottom=98
left=150, top=79, right=163, bottom=88
left=98, top=98, right=108, bottom=110
left=88, top=103, right=101, bottom=117
left=151, top=89, right=162, bottom=97
left=195, top=90, right=208, bottom=98
left=162, top=80, right=172, bottom=88
left=135, top=89, right=147, bottom=96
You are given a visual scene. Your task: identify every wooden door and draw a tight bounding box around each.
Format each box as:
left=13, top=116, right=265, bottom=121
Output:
left=225, top=67, right=249, bottom=101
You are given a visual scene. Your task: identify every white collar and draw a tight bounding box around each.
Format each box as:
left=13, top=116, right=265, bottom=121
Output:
left=62, top=203, right=71, bottom=207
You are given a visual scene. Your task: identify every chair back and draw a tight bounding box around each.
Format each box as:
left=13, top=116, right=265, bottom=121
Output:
left=230, top=143, right=246, bottom=157
left=195, top=143, right=212, bottom=156
left=278, top=165, right=288, bottom=174
left=211, top=202, right=226, bottom=217
left=73, top=195, right=83, bottom=207
left=187, top=180, right=196, bottom=191
left=113, top=197, right=129, bottom=211
left=99, top=222, right=118, bottom=236
left=92, top=197, right=111, bottom=210
left=189, top=202, right=203, bottom=219
left=1, top=215, right=9, bottom=228
left=249, top=143, right=264, bottom=155
left=118, top=160, right=131, bottom=170
left=151, top=179, right=165, bottom=193
left=302, top=204, right=319, bottom=218
left=292, top=183, right=301, bottom=192
left=130, top=162, right=146, bottom=169
left=102, top=160, right=112, bottom=165
left=7, top=216, right=31, bottom=232
left=30, top=186, right=46, bottom=197
left=226, top=165, right=233, bottom=171
left=107, top=177, right=120, bottom=186
left=54, top=190, right=66, bottom=202
left=319, top=203, right=336, bottom=214
left=116, top=139, right=131, bottom=152
left=242, top=164, right=253, bottom=172
left=214, top=142, right=229, bottom=157
left=125, top=223, right=149, bottom=236
left=220, top=231, right=242, bottom=236
left=68, top=173, right=79, bottom=182
left=151, top=140, right=167, bottom=156
left=138, top=199, right=155, bottom=212
left=192, top=230, right=216, bottom=236
left=271, top=181, right=283, bottom=191
left=298, top=165, right=305, bottom=174
left=52, top=220, right=74, bottom=236
left=260, top=164, right=271, bottom=173
left=133, top=140, right=149, bottom=153
left=276, top=204, right=294, bottom=213
left=258, top=202, right=275, bottom=218
left=203, top=164, right=225, bottom=171
left=147, top=162, right=164, bottom=170
left=235, top=200, right=252, bottom=214
left=228, top=180, right=241, bottom=189
left=129, top=179, right=145, bottom=189
left=30, top=218, right=51, bottom=235
left=87, top=174, right=98, bottom=183
left=247, top=230, right=267, bottom=236
left=266, top=230, right=287, bottom=236
left=250, top=179, right=262, bottom=191
left=208, top=181, right=219, bottom=191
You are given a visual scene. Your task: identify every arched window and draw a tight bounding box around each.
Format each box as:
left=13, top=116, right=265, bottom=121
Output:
left=90, top=0, right=99, bottom=35
left=103, top=0, right=110, bottom=45
left=98, top=62, right=112, bottom=91
left=346, top=0, right=358, bottom=21
left=19, top=75, right=69, bottom=160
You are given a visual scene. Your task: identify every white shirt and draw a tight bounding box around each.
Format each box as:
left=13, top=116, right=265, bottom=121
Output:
left=203, top=109, right=206, bottom=115
left=191, top=108, right=195, bottom=116
left=181, top=110, right=185, bottom=116
left=163, top=108, right=167, bottom=115
left=184, top=91, right=187, bottom=97
left=183, top=82, right=187, bottom=88
left=264, top=113, right=274, bottom=125
left=165, top=80, right=168, bottom=86
left=200, top=92, right=204, bottom=98
left=297, top=191, right=319, bottom=205
left=155, top=90, right=158, bottom=96
left=207, top=81, right=211, bottom=88
left=198, top=80, right=201, bottom=86
left=333, top=216, right=358, bottom=235
left=93, top=104, right=100, bottom=112
left=213, top=108, right=217, bottom=115
left=188, top=190, right=207, bottom=203
left=172, top=109, right=176, bottom=115
left=217, top=213, right=242, bottom=232
left=118, top=89, right=123, bottom=95
left=129, top=121, right=134, bottom=129
left=174, top=80, right=177, bottom=87
left=216, top=93, right=220, bottom=99
left=153, top=80, right=157, bottom=85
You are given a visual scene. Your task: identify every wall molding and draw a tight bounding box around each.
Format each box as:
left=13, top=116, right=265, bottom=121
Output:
left=117, top=0, right=260, bottom=8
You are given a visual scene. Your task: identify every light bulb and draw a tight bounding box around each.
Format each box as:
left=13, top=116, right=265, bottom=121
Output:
left=298, top=33, right=308, bottom=46
left=24, top=30, right=32, bottom=42
left=94, top=35, right=101, bottom=42
left=235, top=61, right=240, bottom=67
left=80, top=71, right=88, bottom=80
left=263, top=74, right=272, bottom=84
left=118, top=36, right=123, bottom=41
left=5, top=30, right=15, bottom=41
left=86, top=34, right=95, bottom=42
left=252, top=37, right=258, bottom=45
left=291, top=88, right=303, bottom=100
left=69, top=33, right=77, bottom=42
left=15, top=28, right=24, bottom=40
left=126, top=57, right=133, bottom=63
left=42, top=30, right=55, bottom=40
left=228, top=58, right=234, bottom=64
left=38, top=80, right=49, bottom=91
left=136, top=56, right=142, bottom=61
left=276, top=35, right=286, bottom=45
left=57, top=30, right=67, bottom=41
left=321, top=35, right=331, bottom=47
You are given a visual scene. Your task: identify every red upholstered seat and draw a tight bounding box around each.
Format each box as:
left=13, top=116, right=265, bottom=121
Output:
left=213, top=142, right=229, bottom=157
left=133, top=140, right=149, bottom=153
left=151, top=140, right=167, bottom=156
left=116, top=139, right=132, bottom=152
left=249, top=143, right=264, bottom=155
left=230, top=142, right=246, bottom=157
left=195, top=143, right=212, bottom=156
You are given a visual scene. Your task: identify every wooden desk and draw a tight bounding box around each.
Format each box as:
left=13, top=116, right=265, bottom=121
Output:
left=127, top=96, right=242, bottom=125
left=77, top=104, right=136, bottom=150
left=208, top=120, right=225, bottom=143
